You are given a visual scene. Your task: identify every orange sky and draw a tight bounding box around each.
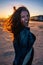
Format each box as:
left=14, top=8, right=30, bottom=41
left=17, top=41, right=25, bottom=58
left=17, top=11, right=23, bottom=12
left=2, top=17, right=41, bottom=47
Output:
left=0, top=0, right=43, bottom=18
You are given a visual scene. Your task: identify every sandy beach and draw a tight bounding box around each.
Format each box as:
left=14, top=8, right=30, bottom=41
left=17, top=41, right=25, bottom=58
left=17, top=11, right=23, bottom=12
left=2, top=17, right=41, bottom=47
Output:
left=0, top=21, right=43, bottom=65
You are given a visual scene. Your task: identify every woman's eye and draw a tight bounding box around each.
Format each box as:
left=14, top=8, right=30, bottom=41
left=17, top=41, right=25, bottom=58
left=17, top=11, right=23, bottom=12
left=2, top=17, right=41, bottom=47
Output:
left=21, top=16, right=25, bottom=18
left=27, top=15, right=28, bottom=17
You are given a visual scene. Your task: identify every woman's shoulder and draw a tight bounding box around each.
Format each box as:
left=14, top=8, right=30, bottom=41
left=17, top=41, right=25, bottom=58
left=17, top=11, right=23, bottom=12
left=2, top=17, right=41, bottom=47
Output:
left=19, top=27, right=30, bottom=42
left=20, top=27, right=30, bottom=35
left=19, top=27, right=36, bottom=42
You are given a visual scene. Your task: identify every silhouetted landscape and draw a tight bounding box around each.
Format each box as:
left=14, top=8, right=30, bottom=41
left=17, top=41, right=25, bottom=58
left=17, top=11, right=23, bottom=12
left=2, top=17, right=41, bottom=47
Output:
left=0, top=15, right=43, bottom=24
left=30, top=15, right=43, bottom=21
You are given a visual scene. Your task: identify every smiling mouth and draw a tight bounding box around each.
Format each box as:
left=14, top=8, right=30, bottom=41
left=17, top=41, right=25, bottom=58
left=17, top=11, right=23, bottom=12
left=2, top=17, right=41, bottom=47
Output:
left=24, top=22, right=28, bottom=26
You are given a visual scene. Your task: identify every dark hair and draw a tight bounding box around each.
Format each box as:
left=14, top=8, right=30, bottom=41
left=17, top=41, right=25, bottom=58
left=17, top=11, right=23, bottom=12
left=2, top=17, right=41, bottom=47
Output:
left=9, top=6, right=30, bottom=37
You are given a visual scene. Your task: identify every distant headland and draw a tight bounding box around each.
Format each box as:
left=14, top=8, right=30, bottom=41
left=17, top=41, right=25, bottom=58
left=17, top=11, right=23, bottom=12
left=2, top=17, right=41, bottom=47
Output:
left=0, top=15, right=43, bottom=22
left=30, top=15, right=43, bottom=21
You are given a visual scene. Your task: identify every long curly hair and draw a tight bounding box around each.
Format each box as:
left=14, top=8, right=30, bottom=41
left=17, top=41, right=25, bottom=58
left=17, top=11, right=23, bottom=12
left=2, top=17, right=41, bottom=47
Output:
left=11, top=6, right=30, bottom=37
left=4, top=6, right=30, bottom=38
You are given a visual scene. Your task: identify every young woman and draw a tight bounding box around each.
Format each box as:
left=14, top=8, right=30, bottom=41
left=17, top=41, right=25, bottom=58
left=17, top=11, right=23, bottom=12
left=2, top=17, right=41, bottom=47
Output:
left=8, top=6, right=36, bottom=65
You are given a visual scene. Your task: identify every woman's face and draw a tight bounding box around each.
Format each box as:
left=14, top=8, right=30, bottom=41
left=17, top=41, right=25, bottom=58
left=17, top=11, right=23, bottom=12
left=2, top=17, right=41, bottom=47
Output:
left=20, top=10, right=29, bottom=27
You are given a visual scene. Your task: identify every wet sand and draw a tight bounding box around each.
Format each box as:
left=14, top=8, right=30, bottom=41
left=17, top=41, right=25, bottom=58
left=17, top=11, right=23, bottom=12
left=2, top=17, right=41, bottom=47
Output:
left=0, top=21, right=43, bottom=65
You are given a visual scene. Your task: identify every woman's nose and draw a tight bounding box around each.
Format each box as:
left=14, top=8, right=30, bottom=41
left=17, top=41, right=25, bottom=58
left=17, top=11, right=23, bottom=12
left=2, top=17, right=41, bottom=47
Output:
left=25, top=21, right=28, bottom=23
left=25, top=16, right=28, bottom=20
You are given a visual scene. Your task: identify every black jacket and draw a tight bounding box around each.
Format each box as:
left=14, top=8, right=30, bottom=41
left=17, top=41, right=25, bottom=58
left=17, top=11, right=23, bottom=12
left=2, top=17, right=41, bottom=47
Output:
left=13, top=27, right=36, bottom=65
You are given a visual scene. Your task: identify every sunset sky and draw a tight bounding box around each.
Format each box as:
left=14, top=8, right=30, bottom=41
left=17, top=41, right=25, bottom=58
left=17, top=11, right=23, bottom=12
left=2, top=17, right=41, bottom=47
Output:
left=0, top=0, right=43, bottom=18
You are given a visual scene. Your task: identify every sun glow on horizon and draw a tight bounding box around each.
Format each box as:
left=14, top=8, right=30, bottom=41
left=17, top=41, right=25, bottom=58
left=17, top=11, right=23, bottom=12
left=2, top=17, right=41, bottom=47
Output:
left=0, top=7, right=14, bottom=18
left=0, top=1, right=43, bottom=18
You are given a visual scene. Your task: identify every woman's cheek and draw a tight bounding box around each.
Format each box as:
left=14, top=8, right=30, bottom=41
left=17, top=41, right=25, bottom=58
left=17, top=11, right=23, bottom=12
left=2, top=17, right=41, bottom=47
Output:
left=22, top=18, right=25, bottom=22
